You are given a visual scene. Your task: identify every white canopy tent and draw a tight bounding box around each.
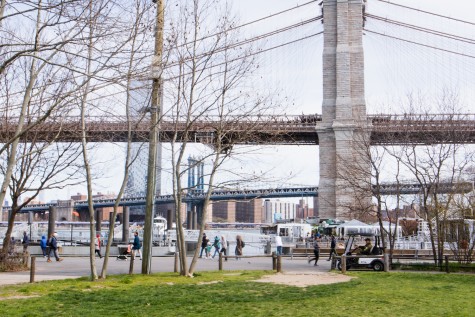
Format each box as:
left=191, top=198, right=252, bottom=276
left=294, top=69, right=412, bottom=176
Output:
left=336, top=220, right=376, bottom=237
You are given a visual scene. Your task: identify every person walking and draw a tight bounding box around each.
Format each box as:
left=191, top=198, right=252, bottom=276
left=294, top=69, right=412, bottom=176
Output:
left=205, top=242, right=212, bottom=259
left=22, top=231, right=30, bottom=253
left=132, top=231, right=142, bottom=260
left=199, top=233, right=209, bottom=258
left=235, top=235, right=244, bottom=260
left=220, top=235, right=228, bottom=261
left=47, top=233, right=63, bottom=262
left=275, top=235, right=283, bottom=256
left=308, top=239, right=320, bottom=266
left=94, top=234, right=103, bottom=259
left=211, top=236, right=221, bottom=259
left=327, top=235, right=337, bottom=261
left=40, top=235, right=48, bottom=257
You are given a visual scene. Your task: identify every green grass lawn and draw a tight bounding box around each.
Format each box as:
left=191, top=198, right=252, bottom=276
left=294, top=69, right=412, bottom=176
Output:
left=1, top=271, right=474, bottom=317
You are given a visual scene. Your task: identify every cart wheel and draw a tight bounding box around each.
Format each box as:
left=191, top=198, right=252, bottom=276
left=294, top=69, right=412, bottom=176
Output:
left=372, top=261, right=384, bottom=271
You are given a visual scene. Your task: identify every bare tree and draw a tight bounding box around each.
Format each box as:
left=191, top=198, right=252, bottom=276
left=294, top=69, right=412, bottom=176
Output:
left=100, top=0, right=154, bottom=279
left=448, top=192, right=475, bottom=264
left=0, top=0, right=113, bottom=211
left=0, top=1, right=97, bottom=259
left=393, top=93, right=475, bottom=265
left=0, top=139, right=82, bottom=258
left=336, top=126, right=406, bottom=261
left=164, top=0, right=285, bottom=277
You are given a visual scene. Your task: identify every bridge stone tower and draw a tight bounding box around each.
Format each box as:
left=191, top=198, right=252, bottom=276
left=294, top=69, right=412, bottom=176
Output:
left=317, top=0, right=369, bottom=220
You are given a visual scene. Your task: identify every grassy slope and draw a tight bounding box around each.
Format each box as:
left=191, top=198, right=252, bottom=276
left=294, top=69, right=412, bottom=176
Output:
left=1, top=271, right=474, bottom=317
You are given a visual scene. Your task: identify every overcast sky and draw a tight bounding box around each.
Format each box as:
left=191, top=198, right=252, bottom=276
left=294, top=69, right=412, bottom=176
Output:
left=37, top=0, right=475, bottom=204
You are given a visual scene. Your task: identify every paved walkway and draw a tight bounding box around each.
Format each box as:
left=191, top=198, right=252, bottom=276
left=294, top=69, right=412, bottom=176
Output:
left=0, top=255, right=332, bottom=286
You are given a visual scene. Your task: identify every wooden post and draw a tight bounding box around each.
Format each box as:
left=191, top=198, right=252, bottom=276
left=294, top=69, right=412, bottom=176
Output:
left=129, top=253, right=135, bottom=275
left=384, top=253, right=390, bottom=272
left=29, top=256, right=35, bottom=283
left=218, top=252, right=223, bottom=271
left=272, top=252, right=277, bottom=270
left=331, top=257, right=337, bottom=270
left=445, top=255, right=449, bottom=273
left=174, top=252, right=179, bottom=273
left=341, top=255, right=347, bottom=273
left=276, top=255, right=282, bottom=273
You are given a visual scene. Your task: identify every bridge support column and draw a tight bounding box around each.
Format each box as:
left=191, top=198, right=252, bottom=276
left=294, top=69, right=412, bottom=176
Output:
left=167, top=209, right=173, bottom=230
left=95, top=209, right=102, bottom=233
left=192, top=206, right=198, bottom=229
left=47, top=206, right=56, bottom=238
left=317, top=0, right=371, bottom=220
left=109, top=212, right=114, bottom=241
left=122, top=206, right=130, bottom=243
left=187, top=209, right=192, bottom=229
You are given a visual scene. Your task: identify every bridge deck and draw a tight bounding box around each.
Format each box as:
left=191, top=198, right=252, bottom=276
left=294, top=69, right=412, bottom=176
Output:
left=2, top=114, right=475, bottom=144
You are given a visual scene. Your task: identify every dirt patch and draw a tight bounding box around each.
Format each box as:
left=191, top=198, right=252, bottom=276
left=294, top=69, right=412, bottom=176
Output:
left=0, top=295, right=40, bottom=301
left=197, top=280, right=222, bottom=285
left=253, top=272, right=354, bottom=288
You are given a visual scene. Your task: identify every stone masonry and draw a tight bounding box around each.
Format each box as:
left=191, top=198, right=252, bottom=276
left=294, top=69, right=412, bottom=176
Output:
left=317, top=0, right=370, bottom=220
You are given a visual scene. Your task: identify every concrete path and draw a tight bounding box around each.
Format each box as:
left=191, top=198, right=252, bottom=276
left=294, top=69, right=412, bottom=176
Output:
left=0, top=255, right=332, bottom=286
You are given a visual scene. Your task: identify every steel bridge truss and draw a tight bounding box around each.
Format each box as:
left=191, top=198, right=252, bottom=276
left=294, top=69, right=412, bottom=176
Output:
left=2, top=113, right=475, bottom=145
left=5, top=182, right=472, bottom=213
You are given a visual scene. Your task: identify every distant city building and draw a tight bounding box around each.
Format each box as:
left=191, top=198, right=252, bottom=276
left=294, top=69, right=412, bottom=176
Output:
left=69, top=192, right=117, bottom=222
left=295, top=199, right=314, bottom=221
left=212, top=201, right=237, bottom=223
left=236, top=199, right=262, bottom=223
left=212, top=199, right=263, bottom=223
left=263, top=200, right=297, bottom=223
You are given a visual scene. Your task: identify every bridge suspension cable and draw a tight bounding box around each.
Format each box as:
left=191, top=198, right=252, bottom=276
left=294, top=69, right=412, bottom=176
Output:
left=365, top=14, right=475, bottom=45
left=0, top=2, right=321, bottom=103
left=163, top=16, right=323, bottom=70
left=373, top=0, right=475, bottom=25
left=163, top=32, right=323, bottom=82
left=364, top=30, right=475, bottom=59
left=170, top=0, right=320, bottom=50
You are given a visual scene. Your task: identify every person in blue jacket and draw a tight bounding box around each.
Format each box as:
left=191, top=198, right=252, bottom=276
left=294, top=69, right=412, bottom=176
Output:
left=40, top=235, right=48, bottom=257
left=132, top=232, right=142, bottom=260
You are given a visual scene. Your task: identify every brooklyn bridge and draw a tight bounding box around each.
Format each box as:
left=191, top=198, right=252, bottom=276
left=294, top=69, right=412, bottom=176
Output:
left=1, top=0, right=474, bottom=221
left=2, top=113, right=475, bottom=145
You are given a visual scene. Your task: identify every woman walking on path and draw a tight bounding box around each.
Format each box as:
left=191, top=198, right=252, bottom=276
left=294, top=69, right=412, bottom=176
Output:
left=220, top=235, right=228, bottom=261
left=235, top=235, right=244, bottom=260
left=94, top=234, right=102, bottom=259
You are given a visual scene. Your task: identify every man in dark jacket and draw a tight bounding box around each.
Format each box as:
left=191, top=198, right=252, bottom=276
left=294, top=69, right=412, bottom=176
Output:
left=327, top=235, right=337, bottom=260
left=22, top=231, right=30, bottom=253
left=47, top=233, right=63, bottom=262
left=308, top=239, right=320, bottom=266
left=199, top=233, right=208, bottom=258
